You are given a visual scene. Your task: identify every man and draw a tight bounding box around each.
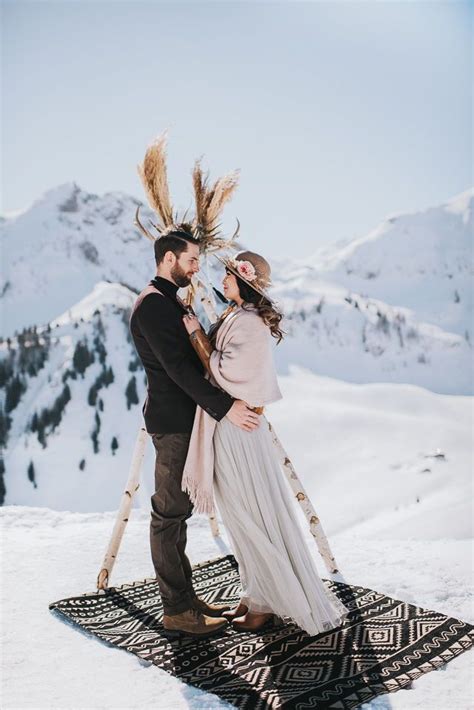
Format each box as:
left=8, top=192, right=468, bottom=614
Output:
left=129, top=227, right=261, bottom=638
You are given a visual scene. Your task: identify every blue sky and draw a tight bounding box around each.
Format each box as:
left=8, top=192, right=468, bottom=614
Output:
left=2, top=0, right=472, bottom=257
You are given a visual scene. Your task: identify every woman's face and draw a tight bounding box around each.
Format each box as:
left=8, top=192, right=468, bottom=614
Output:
left=222, top=268, right=242, bottom=303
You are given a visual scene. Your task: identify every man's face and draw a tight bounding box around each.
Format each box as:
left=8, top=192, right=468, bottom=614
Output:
left=170, top=243, right=200, bottom=287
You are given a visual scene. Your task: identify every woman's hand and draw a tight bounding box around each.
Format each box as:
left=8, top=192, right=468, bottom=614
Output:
left=182, top=313, right=203, bottom=335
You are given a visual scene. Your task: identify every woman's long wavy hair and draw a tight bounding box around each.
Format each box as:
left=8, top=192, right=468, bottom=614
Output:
left=228, top=269, right=285, bottom=344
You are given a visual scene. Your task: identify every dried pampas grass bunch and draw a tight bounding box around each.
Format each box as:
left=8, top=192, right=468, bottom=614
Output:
left=135, top=131, right=241, bottom=253
left=192, top=158, right=240, bottom=253
left=136, top=132, right=174, bottom=233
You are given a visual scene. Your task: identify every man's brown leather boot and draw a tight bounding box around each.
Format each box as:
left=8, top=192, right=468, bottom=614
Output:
left=162, top=608, right=228, bottom=638
left=191, top=596, right=232, bottom=617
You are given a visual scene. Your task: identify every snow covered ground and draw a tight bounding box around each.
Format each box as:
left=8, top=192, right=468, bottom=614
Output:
left=1, top=369, right=473, bottom=709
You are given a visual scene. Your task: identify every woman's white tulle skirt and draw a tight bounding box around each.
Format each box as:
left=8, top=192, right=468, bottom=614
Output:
left=212, top=415, right=350, bottom=637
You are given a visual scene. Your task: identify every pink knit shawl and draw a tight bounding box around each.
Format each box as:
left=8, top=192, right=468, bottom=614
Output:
left=181, top=304, right=282, bottom=514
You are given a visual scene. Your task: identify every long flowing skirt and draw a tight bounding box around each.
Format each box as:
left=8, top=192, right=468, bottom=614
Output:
left=213, top=415, right=350, bottom=636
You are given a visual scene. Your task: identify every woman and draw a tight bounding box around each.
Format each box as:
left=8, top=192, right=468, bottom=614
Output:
left=181, top=250, right=349, bottom=636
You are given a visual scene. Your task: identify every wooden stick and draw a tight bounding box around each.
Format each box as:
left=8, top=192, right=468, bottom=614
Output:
left=96, top=427, right=148, bottom=589
left=265, top=419, right=339, bottom=574
left=207, top=513, right=220, bottom=537
left=193, top=275, right=218, bottom=324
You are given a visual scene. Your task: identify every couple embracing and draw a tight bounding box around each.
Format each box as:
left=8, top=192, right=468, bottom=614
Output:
left=130, top=230, right=349, bottom=640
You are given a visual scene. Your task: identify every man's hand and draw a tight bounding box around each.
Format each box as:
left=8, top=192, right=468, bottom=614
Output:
left=226, top=400, right=261, bottom=431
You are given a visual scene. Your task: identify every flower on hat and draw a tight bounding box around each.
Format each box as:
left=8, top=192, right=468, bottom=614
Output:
left=230, top=258, right=257, bottom=282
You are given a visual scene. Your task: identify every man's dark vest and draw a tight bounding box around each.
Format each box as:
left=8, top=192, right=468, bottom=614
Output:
left=129, top=278, right=233, bottom=433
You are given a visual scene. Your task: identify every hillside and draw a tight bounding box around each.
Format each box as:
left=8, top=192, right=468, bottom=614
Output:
left=1, top=182, right=472, bottom=392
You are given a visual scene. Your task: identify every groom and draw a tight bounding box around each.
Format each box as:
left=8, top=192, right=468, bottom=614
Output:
left=130, top=227, right=261, bottom=638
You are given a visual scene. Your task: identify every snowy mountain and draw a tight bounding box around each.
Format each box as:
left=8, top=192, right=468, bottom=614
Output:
left=270, top=189, right=473, bottom=391
left=3, top=333, right=473, bottom=529
left=1, top=182, right=152, bottom=335
left=273, top=282, right=470, bottom=394
left=289, top=188, right=473, bottom=339
left=1, top=282, right=149, bottom=510
left=2, top=182, right=472, bottom=390
left=1, top=183, right=473, bottom=511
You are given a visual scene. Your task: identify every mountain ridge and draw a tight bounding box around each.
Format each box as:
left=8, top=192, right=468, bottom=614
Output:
left=1, top=184, right=472, bottom=508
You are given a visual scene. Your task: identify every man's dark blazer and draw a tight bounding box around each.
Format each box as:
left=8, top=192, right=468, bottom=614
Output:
left=129, top=276, right=234, bottom=434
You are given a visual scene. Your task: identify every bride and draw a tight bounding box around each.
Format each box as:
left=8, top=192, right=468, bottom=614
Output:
left=181, top=250, right=349, bottom=636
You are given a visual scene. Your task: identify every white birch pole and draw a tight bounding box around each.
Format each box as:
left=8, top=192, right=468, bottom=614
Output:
left=191, top=275, right=219, bottom=324
left=96, top=427, right=148, bottom=589
left=265, top=419, right=339, bottom=573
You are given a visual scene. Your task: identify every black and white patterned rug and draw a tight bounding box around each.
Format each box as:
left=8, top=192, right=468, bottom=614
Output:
left=49, top=554, right=473, bottom=709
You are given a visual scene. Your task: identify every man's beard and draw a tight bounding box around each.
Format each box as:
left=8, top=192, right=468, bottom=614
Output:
left=170, top=262, right=192, bottom=288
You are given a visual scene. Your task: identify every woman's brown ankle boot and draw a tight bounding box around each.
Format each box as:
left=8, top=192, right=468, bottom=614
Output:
left=231, top=611, right=276, bottom=631
left=222, top=601, right=249, bottom=621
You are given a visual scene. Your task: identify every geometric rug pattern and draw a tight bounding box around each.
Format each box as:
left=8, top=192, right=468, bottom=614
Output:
left=49, top=554, right=474, bottom=709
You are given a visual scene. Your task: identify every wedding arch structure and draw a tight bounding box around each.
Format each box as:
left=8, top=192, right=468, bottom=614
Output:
left=96, top=133, right=339, bottom=589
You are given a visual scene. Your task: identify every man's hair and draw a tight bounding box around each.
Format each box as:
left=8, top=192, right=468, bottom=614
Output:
left=154, top=230, right=199, bottom=265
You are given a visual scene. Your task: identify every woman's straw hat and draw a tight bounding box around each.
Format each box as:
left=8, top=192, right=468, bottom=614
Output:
left=215, top=250, right=273, bottom=300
